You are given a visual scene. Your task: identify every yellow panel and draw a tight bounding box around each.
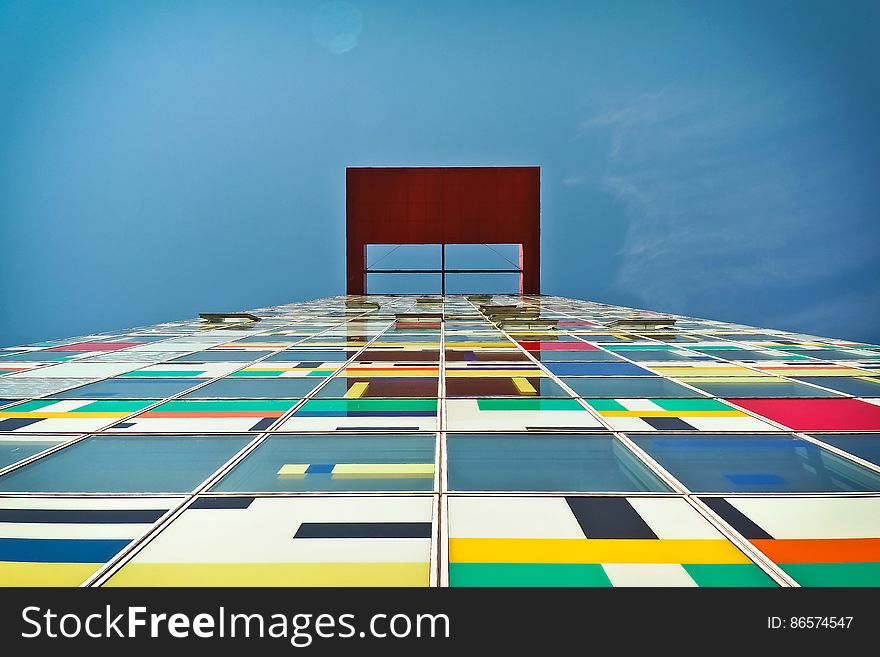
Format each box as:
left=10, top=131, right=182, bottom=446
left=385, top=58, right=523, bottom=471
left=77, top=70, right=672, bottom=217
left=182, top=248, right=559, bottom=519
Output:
left=276, top=464, right=309, bottom=478
left=343, top=382, right=370, bottom=398
left=450, top=538, right=751, bottom=565
left=0, top=412, right=127, bottom=418
left=512, top=377, right=537, bottom=395
left=0, top=562, right=100, bottom=587
left=104, top=562, right=430, bottom=587
left=331, top=463, right=435, bottom=478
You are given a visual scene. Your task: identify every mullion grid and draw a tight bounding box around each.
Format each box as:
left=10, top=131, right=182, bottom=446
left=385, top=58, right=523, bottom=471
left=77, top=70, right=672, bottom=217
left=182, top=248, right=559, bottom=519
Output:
left=437, top=296, right=880, bottom=587
left=0, top=299, right=437, bottom=587
left=2, top=294, right=879, bottom=588
left=521, top=301, right=880, bottom=476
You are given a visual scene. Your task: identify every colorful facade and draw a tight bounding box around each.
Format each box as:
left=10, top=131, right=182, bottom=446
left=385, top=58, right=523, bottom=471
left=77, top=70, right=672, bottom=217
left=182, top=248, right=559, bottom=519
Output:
left=1, top=294, right=879, bottom=586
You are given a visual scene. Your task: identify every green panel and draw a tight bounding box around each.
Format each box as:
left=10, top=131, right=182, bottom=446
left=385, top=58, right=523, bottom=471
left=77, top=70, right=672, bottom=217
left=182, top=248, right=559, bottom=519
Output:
left=682, top=563, right=777, bottom=587
left=229, top=370, right=279, bottom=377
left=781, top=562, right=880, bottom=587
left=475, top=398, right=585, bottom=411
left=450, top=563, right=612, bottom=587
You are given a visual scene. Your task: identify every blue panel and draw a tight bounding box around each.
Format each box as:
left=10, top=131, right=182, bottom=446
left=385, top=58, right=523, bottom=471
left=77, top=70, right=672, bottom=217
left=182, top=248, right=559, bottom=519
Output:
left=212, top=434, right=435, bottom=493
left=545, top=362, right=655, bottom=377
left=0, top=537, right=130, bottom=563
left=630, top=434, right=880, bottom=493
left=447, top=434, right=670, bottom=492
left=810, top=433, right=880, bottom=468
left=0, top=435, right=252, bottom=493
left=182, top=378, right=320, bottom=398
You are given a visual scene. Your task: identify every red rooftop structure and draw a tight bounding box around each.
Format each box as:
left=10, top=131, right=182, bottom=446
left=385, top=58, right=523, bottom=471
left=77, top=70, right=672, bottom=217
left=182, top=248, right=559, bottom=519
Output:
left=346, top=166, right=540, bottom=295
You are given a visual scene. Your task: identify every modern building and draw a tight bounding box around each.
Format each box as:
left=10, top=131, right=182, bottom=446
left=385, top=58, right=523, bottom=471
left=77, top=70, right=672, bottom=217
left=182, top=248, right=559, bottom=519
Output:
left=1, top=168, right=879, bottom=587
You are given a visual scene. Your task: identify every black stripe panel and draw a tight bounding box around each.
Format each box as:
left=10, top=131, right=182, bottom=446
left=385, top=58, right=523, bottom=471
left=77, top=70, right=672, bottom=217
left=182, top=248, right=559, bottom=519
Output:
left=0, top=418, right=43, bottom=431
left=642, top=417, right=694, bottom=430
left=249, top=418, right=276, bottom=432
left=701, top=498, right=773, bottom=540
left=189, top=497, right=255, bottom=510
left=0, top=509, right=167, bottom=524
left=293, top=522, right=432, bottom=539
left=565, top=497, right=658, bottom=539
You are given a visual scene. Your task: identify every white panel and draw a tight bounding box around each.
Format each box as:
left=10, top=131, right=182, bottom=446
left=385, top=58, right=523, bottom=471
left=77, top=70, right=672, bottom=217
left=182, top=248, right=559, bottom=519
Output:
left=617, top=399, right=662, bottom=412
left=602, top=563, right=697, bottom=587
left=629, top=498, right=723, bottom=539
left=686, top=416, right=777, bottom=431
left=0, top=523, right=151, bottom=540
left=0, top=497, right=179, bottom=510
left=129, top=497, right=433, bottom=563
left=727, top=497, right=880, bottom=539
left=447, top=497, right=586, bottom=539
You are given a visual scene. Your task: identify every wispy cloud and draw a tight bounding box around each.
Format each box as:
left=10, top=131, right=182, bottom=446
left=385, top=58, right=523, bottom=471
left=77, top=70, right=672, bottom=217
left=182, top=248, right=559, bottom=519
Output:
left=578, top=84, right=879, bottom=336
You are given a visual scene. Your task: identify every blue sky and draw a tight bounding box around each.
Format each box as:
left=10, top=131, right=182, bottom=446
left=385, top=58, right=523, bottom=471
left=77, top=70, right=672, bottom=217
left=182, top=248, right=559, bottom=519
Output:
left=1, top=0, right=879, bottom=346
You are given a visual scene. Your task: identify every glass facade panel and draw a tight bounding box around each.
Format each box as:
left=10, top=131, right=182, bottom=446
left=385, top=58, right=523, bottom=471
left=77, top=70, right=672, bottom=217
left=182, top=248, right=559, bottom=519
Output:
left=630, top=434, right=880, bottom=493
left=1, top=293, right=878, bottom=588
left=212, top=434, right=436, bottom=492
left=447, top=434, right=670, bottom=492
left=0, top=435, right=69, bottom=469
left=0, top=435, right=251, bottom=493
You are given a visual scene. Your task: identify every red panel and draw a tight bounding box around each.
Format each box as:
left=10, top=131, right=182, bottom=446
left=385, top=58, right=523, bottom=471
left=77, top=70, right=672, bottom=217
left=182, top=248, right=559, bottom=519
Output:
left=518, top=341, right=599, bottom=351
left=728, top=398, right=880, bottom=431
left=346, top=167, right=540, bottom=294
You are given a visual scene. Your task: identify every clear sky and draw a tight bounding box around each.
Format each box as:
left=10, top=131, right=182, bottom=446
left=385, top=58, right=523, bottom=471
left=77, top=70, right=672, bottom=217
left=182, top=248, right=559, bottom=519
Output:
left=1, top=0, right=879, bottom=346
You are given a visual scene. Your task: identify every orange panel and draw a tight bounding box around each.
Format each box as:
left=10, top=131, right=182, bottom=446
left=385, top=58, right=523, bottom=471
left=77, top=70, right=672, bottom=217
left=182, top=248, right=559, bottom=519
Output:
left=751, top=538, right=880, bottom=563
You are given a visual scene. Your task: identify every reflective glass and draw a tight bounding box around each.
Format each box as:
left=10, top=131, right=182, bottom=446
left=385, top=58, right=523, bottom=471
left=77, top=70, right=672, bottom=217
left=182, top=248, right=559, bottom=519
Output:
left=265, top=350, right=356, bottom=362
left=171, top=351, right=271, bottom=363
left=447, top=434, right=670, bottom=492
left=794, top=376, right=880, bottom=397
left=0, top=436, right=68, bottom=469
left=212, top=434, right=436, bottom=492
left=630, top=434, right=880, bottom=492
left=50, top=378, right=201, bottom=399
left=678, top=378, right=842, bottom=398
left=810, top=433, right=880, bottom=467
left=315, top=377, right=438, bottom=398
left=182, top=378, right=320, bottom=398
left=560, top=377, right=706, bottom=398
left=445, top=377, right=570, bottom=397
left=0, top=435, right=252, bottom=493
left=528, top=350, right=625, bottom=362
